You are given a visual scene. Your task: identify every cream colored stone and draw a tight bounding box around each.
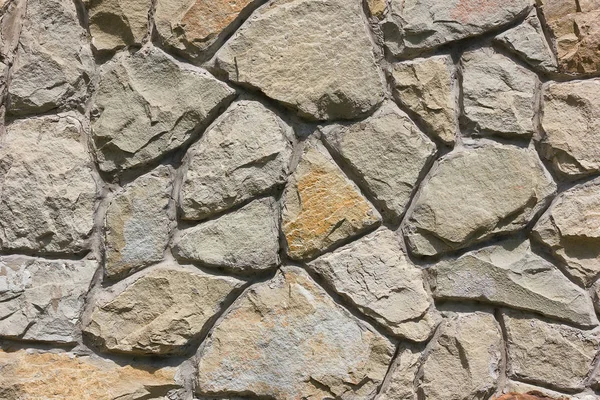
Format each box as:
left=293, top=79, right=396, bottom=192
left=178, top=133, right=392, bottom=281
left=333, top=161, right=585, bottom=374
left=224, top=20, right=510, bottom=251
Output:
left=377, top=344, right=420, bottom=400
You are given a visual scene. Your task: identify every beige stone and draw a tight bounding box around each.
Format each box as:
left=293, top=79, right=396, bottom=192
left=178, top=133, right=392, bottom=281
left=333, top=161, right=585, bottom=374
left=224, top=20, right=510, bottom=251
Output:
left=0, top=0, right=25, bottom=62
left=367, top=0, right=387, bottom=18
left=377, top=344, right=420, bottom=400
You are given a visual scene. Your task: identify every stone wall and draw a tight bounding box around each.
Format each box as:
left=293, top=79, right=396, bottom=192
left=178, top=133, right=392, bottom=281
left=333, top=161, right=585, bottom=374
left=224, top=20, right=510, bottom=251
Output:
left=0, top=0, right=599, bottom=399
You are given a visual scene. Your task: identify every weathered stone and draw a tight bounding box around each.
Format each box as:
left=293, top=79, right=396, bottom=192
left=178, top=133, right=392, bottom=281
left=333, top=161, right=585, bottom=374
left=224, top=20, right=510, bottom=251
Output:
left=196, top=266, right=395, bottom=399
left=308, top=228, right=437, bottom=341
left=86, top=0, right=151, bottom=52
left=0, top=256, right=97, bottom=343
left=367, top=0, right=387, bottom=19
left=384, top=0, right=531, bottom=56
left=417, top=311, right=503, bottom=400
left=282, top=139, right=381, bottom=260
left=91, top=46, right=235, bottom=172
left=84, top=265, right=244, bottom=355
left=173, top=197, right=280, bottom=272
left=391, top=55, right=457, bottom=145
left=0, top=0, right=25, bottom=62
left=0, top=113, right=97, bottom=254
left=180, top=100, right=292, bottom=220
left=404, top=144, right=556, bottom=256
left=496, top=393, right=565, bottom=400
left=537, top=0, right=576, bottom=21
left=494, top=9, right=558, bottom=73
left=502, top=380, right=590, bottom=400
left=0, top=350, right=177, bottom=400
left=155, top=0, right=261, bottom=61
left=462, top=47, right=539, bottom=137
left=503, top=311, right=600, bottom=391
left=532, top=177, right=600, bottom=286
left=105, top=165, right=175, bottom=280
left=377, top=344, right=420, bottom=400
left=539, top=79, right=600, bottom=177
left=211, top=0, right=385, bottom=121
left=7, top=0, right=94, bottom=116
left=430, top=238, right=598, bottom=327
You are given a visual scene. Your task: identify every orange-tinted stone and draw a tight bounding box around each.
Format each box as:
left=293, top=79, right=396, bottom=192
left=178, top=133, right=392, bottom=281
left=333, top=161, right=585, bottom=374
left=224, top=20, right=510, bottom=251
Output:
left=495, top=392, right=566, bottom=400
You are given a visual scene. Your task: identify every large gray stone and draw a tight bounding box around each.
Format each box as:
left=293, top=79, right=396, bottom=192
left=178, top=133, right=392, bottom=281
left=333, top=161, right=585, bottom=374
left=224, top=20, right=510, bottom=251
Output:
left=180, top=100, right=292, bottom=220
left=91, top=46, right=235, bottom=172
left=211, top=0, right=385, bottom=121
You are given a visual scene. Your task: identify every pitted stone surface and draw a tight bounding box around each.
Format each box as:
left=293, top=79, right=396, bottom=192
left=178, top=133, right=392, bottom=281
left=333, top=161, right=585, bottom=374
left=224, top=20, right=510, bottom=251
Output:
left=196, top=266, right=395, bottom=400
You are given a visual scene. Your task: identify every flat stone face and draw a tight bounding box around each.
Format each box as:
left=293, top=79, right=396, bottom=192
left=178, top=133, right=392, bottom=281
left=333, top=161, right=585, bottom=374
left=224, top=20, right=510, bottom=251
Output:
left=539, top=79, right=600, bottom=177
left=105, top=165, right=175, bottom=280
left=211, top=0, right=385, bottom=121
left=0, top=113, right=97, bottom=255
left=430, top=239, right=598, bottom=327
left=180, top=100, right=292, bottom=220
left=404, top=145, right=556, bottom=256
left=532, top=177, right=600, bottom=286
left=196, top=266, right=395, bottom=400
left=0, top=350, right=177, bottom=400
left=417, top=311, right=503, bottom=400
left=391, top=55, right=456, bottom=145
left=0, top=256, right=97, bottom=343
left=308, top=228, right=436, bottom=341
left=84, top=266, right=244, bottom=355
left=323, top=103, right=436, bottom=223
left=7, top=0, right=94, bottom=116
left=462, top=47, right=539, bottom=137
left=503, top=311, right=600, bottom=391
left=281, top=140, right=381, bottom=260
left=173, top=197, right=280, bottom=272
left=91, top=46, right=235, bottom=172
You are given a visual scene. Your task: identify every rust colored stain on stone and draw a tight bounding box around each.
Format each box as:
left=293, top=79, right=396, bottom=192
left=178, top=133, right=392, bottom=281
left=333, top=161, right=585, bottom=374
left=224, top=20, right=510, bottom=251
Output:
left=495, top=392, right=566, bottom=400
left=181, top=0, right=254, bottom=43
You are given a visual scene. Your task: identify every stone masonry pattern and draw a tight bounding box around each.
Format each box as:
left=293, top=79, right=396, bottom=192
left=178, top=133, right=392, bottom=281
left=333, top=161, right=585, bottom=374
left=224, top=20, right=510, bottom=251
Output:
left=0, top=0, right=599, bottom=399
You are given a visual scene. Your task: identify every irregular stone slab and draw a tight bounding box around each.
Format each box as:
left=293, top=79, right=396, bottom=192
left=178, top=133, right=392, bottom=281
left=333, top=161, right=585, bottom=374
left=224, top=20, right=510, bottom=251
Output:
left=105, top=166, right=175, bottom=280
left=0, top=256, right=97, bottom=343
left=196, top=266, right=395, bottom=399
left=173, top=197, right=280, bottom=272
left=430, top=238, right=598, bottom=327
left=91, top=46, right=235, bottom=172
left=0, top=350, right=177, bottom=400
left=7, top=0, right=94, bottom=116
left=503, top=311, right=600, bottom=391
left=391, top=55, right=457, bottom=145
left=503, top=380, right=595, bottom=400
left=84, top=265, right=244, bottom=355
left=377, top=344, right=420, bottom=400
left=462, top=47, right=539, bottom=137
left=417, top=311, right=503, bottom=400
left=0, top=0, right=25, bottom=62
left=211, top=0, right=385, bottom=121
left=282, top=140, right=381, bottom=260
left=367, top=0, right=387, bottom=19
left=532, top=177, right=600, bottom=286
left=539, top=79, right=600, bottom=177
left=494, top=9, right=558, bottom=73
left=308, top=228, right=436, bottom=341
left=384, top=0, right=531, bottom=56
left=155, top=0, right=261, bottom=61
left=86, top=0, right=152, bottom=52
left=404, top=144, right=556, bottom=256
left=180, top=100, right=292, bottom=220
left=0, top=113, right=97, bottom=254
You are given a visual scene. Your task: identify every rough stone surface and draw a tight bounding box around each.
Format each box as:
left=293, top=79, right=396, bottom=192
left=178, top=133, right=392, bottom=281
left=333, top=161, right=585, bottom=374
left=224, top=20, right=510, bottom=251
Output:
left=532, top=177, right=600, bottom=286
left=404, top=144, right=556, bottom=256
left=503, top=311, right=600, bottom=391
left=0, top=256, right=97, bottom=343
left=196, top=266, right=395, bottom=399
left=322, top=102, right=436, bottom=223
left=91, top=46, right=235, bottom=172
left=173, top=197, right=280, bottom=272
left=539, top=79, right=600, bottom=177
left=84, top=265, right=244, bottom=355
left=282, top=139, right=381, bottom=260
left=377, top=344, right=420, bottom=400
left=7, top=0, right=94, bottom=116
left=417, top=311, right=503, bottom=400
left=462, top=47, right=539, bottom=137
left=211, top=0, right=385, bottom=121
left=104, top=165, right=175, bottom=280
left=0, top=113, right=97, bottom=254
left=308, top=228, right=436, bottom=341
left=430, top=238, right=598, bottom=327
left=180, top=100, right=292, bottom=220
left=391, top=55, right=457, bottom=145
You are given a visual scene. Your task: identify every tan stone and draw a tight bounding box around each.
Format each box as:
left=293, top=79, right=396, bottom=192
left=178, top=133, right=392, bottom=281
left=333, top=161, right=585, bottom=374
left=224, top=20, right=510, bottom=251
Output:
left=282, top=139, right=381, bottom=260
left=377, top=344, right=420, bottom=400
left=367, top=0, right=387, bottom=19
left=537, top=0, right=577, bottom=21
